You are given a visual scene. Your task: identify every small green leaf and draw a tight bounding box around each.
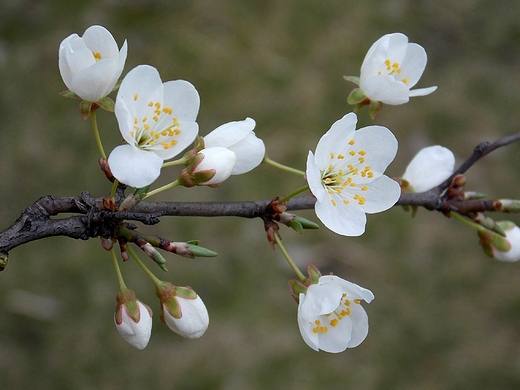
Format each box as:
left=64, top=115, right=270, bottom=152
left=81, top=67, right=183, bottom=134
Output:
left=187, top=244, right=218, bottom=257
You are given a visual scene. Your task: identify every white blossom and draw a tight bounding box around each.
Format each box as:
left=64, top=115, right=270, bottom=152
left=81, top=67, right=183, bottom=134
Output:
left=59, top=25, right=127, bottom=102
left=298, top=275, right=374, bottom=353
left=359, top=33, right=437, bottom=105
left=108, top=65, right=200, bottom=188
left=306, top=112, right=400, bottom=236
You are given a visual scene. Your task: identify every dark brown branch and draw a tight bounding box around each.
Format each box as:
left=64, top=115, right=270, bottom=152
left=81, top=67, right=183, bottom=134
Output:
left=1, top=132, right=519, bottom=259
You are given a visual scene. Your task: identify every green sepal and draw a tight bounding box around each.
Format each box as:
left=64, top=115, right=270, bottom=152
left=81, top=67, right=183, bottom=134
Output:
left=174, top=286, right=198, bottom=299
left=187, top=243, right=218, bottom=257
left=288, top=279, right=308, bottom=302
left=115, top=289, right=140, bottom=323
left=80, top=100, right=94, bottom=119
left=343, top=75, right=360, bottom=86
left=162, top=296, right=181, bottom=318
left=59, top=89, right=79, bottom=99
left=369, top=100, right=383, bottom=119
left=97, top=96, right=115, bottom=112
left=347, top=88, right=367, bottom=104
left=111, top=80, right=122, bottom=93
left=489, top=232, right=511, bottom=252
left=306, top=262, right=322, bottom=285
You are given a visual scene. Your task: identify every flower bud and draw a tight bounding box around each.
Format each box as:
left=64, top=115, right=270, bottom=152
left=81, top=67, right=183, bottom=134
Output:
left=479, top=221, right=520, bottom=262
left=156, top=283, right=209, bottom=339
left=114, top=289, right=153, bottom=350
left=179, top=147, right=236, bottom=187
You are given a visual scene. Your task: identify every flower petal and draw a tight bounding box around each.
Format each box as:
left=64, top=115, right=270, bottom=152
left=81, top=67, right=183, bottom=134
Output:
left=70, top=59, right=119, bottom=102
left=306, top=151, right=327, bottom=203
left=360, top=75, right=410, bottom=104
left=162, top=79, right=200, bottom=122
left=402, top=145, right=455, bottom=192
left=115, top=300, right=152, bottom=350
left=314, top=113, right=357, bottom=168
left=315, top=194, right=367, bottom=236
left=397, top=43, right=427, bottom=87
left=350, top=125, right=398, bottom=178
left=319, top=275, right=375, bottom=302
left=315, top=313, right=353, bottom=353
left=299, top=282, right=344, bottom=321
left=359, top=175, right=401, bottom=214
left=297, top=294, right=319, bottom=351
left=82, top=25, right=120, bottom=59
left=204, top=118, right=265, bottom=174
left=408, top=86, right=438, bottom=97
left=108, top=144, right=163, bottom=188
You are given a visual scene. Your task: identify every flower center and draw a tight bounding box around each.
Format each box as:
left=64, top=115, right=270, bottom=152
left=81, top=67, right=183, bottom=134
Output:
left=130, top=94, right=182, bottom=151
left=377, top=59, right=409, bottom=83
left=321, top=139, right=373, bottom=207
left=92, top=51, right=102, bottom=62
left=312, top=293, right=361, bottom=334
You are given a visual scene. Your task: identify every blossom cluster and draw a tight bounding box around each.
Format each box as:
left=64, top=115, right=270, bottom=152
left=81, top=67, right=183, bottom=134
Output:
left=56, top=26, right=519, bottom=355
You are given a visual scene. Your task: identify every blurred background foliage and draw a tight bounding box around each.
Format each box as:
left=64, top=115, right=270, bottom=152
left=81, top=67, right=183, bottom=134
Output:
left=1, top=0, right=520, bottom=389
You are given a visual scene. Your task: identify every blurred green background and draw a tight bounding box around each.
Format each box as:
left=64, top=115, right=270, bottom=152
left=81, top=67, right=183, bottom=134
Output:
left=1, top=0, right=520, bottom=389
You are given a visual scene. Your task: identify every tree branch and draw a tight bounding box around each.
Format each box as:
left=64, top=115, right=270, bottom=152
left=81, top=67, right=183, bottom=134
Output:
left=1, top=133, right=519, bottom=259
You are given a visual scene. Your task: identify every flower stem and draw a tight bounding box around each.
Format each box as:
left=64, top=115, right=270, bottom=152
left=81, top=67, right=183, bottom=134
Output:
left=278, top=185, right=310, bottom=204
left=273, top=232, right=307, bottom=282
left=127, top=245, right=163, bottom=288
left=263, top=155, right=305, bottom=176
left=143, top=179, right=181, bottom=200
left=109, top=179, right=120, bottom=199
left=110, top=248, right=127, bottom=291
left=162, top=156, right=190, bottom=168
left=90, top=109, right=106, bottom=159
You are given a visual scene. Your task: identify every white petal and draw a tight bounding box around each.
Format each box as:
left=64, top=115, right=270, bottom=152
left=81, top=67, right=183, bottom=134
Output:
left=151, top=120, right=199, bottom=161
left=319, top=275, right=375, bottom=303
left=359, top=175, right=401, bottom=214
left=408, top=86, right=437, bottom=97
left=361, top=33, right=409, bottom=79
left=116, top=65, right=163, bottom=119
left=297, top=294, right=320, bottom=351
left=360, top=75, right=410, bottom=104
left=299, top=282, right=344, bottom=321
left=315, top=195, right=367, bottom=236
left=82, top=25, right=120, bottom=59
left=344, top=303, right=370, bottom=348
left=402, top=145, right=455, bottom=192
left=108, top=144, right=163, bottom=188
left=228, top=132, right=265, bottom=174
left=115, top=301, right=152, bottom=350
left=163, top=296, right=209, bottom=339
left=70, top=59, right=119, bottom=101
left=204, top=118, right=265, bottom=174
left=314, top=113, right=357, bottom=168
left=204, top=118, right=255, bottom=147
left=350, top=125, right=398, bottom=177
left=397, top=43, right=427, bottom=87
left=162, top=79, right=200, bottom=121
left=306, top=151, right=327, bottom=203
left=315, top=313, right=353, bottom=353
